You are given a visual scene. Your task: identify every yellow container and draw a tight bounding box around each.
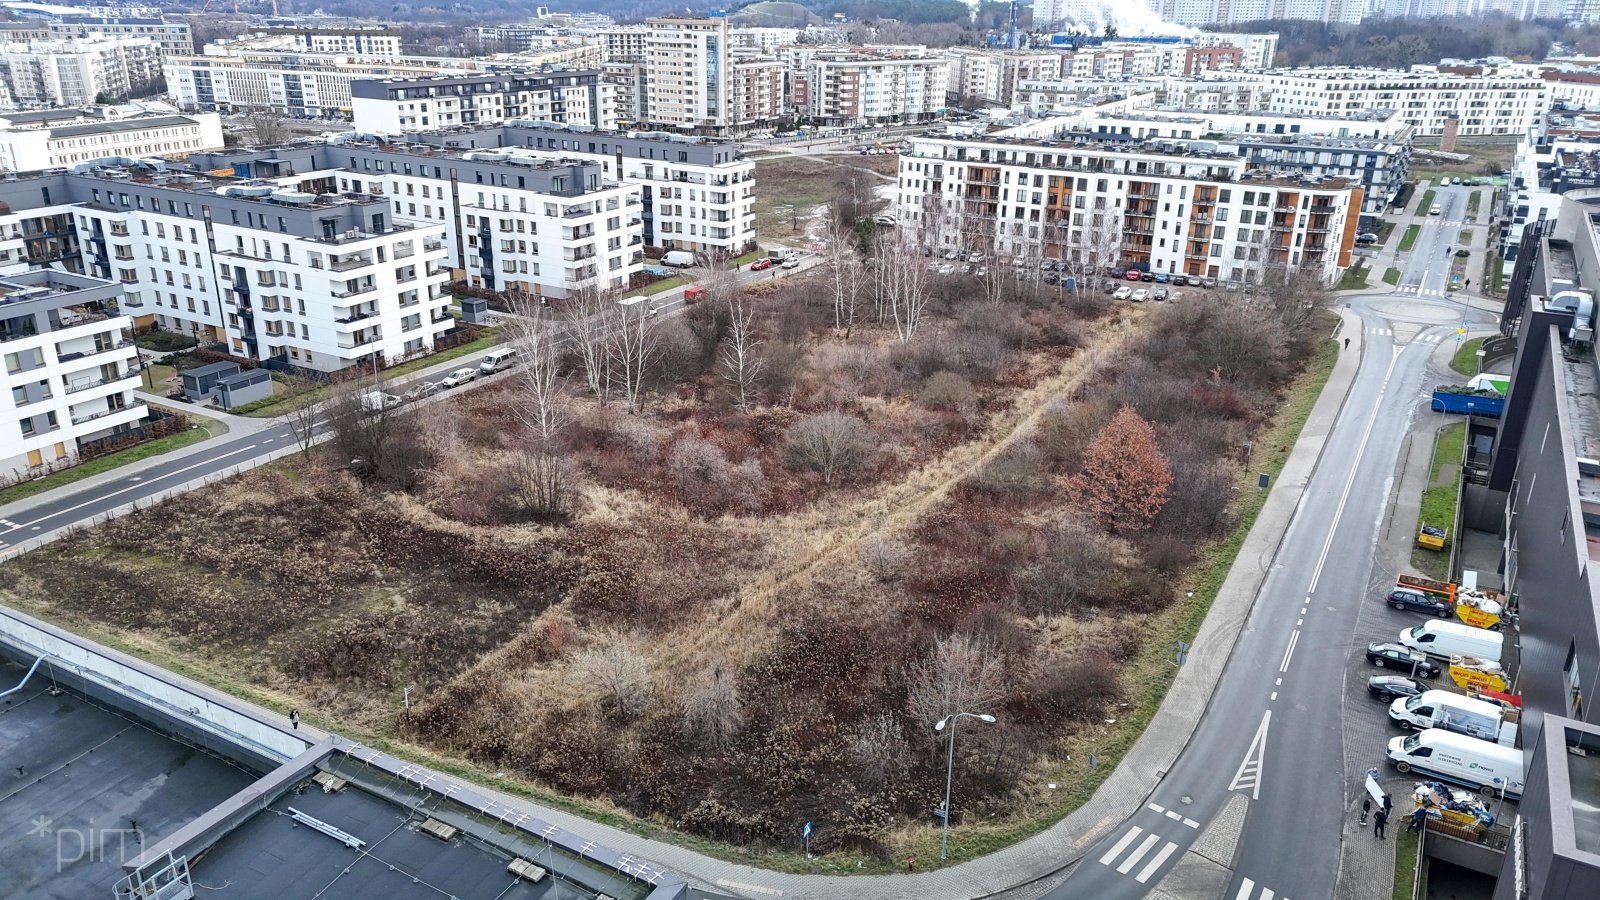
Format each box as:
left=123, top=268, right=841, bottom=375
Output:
left=1449, top=661, right=1508, bottom=693
left=1417, top=528, right=1447, bottom=551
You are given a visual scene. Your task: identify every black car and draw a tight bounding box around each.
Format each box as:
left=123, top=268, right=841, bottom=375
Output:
left=1367, top=675, right=1426, bottom=702
left=1140, top=271, right=1155, bottom=282
left=1387, top=588, right=1453, bottom=617
left=1103, top=279, right=1117, bottom=293
left=1366, top=642, right=1440, bottom=678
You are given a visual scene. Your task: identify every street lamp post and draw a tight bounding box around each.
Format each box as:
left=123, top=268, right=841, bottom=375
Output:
left=935, top=711, right=996, bottom=861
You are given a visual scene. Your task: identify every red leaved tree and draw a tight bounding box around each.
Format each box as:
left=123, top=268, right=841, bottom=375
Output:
left=1070, top=407, right=1173, bottom=534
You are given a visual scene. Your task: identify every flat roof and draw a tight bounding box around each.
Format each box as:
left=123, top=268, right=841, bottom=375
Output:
left=0, top=658, right=258, bottom=898
left=1563, top=725, right=1600, bottom=854
left=49, top=115, right=197, bottom=140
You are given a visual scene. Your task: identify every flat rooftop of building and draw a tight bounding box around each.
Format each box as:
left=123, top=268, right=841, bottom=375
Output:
left=1563, top=724, right=1600, bottom=855
left=0, top=658, right=259, bottom=899
left=47, top=115, right=198, bottom=140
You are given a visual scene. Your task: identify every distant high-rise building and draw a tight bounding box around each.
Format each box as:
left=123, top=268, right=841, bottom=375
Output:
left=645, top=17, right=730, bottom=132
left=1148, top=0, right=1365, bottom=26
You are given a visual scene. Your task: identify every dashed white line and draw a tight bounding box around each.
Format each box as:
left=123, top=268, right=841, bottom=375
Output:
left=1147, top=803, right=1166, bottom=814
left=1279, top=629, right=1300, bottom=673
left=1270, top=691, right=1277, bottom=701
left=1164, top=810, right=1182, bottom=822
left=1181, top=817, right=1199, bottom=829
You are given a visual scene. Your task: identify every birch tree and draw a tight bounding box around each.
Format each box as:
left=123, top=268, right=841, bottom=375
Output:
left=717, top=296, right=765, bottom=412
left=503, top=293, right=572, bottom=447
left=607, top=299, right=662, bottom=414
left=562, top=281, right=615, bottom=403
left=882, top=232, right=931, bottom=343
left=823, top=219, right=866, bottom=337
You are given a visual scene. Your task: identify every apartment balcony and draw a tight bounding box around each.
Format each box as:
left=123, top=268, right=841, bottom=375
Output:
left=63, top=369, right=135, bottom=395
left=1274, top=204, right=1298, bottom=213
left=425, top=263, right=446, bottom=277
left=394, top=244, right=415, bottom=259
left=71, top=398, right=144, bottom=427
left=334, top=283, right=376, bottom=299
left=562, top=205, right=595, bottom=218
left=1310, top=204, right=1336, bottom=213
left=328, top=253, right=375, bottom=272
left=337, top=329, right=383, bottom=350
left=423, top=237, right=446, bottom=253
left=431, top=309, right=453, bottom=324
left=564, top=226, right=596, bottom=240
left=57, top=339, right=135, bottom=364
left=336, top=308, right=378, bottom=325
left=563, top=247, right=597, bottom=262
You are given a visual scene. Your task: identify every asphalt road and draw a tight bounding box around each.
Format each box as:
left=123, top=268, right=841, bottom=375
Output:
left=1395, top=184, right=1478, bottom=301
left=1046, top=276, right=1500, bottom=897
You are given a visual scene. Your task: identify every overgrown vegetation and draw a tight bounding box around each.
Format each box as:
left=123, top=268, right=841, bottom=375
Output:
left=1413, top=422, right=1467, bottom=579
left=0, top=233, right=1337, bottom=866
left=1399, top=225, right=1420, bottom=253
left=1450, top=337, right=1485, bottom=376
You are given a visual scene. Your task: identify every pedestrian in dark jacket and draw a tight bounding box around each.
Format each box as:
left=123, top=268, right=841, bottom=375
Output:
left=1360, top=796, right=1371, bottom=826
left=1374, top=808, right=1389, bottom=839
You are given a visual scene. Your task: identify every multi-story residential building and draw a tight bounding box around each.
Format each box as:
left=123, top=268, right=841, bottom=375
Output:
left=191, top=138, right=644, bottom=298
left=48, top=16, right=191, bottom=61
left=165, top=51, right=472, bottom=119
left=1191, top=32, right=1279, bottom=70
left=645, top=17, right=730, bottom=132
left=0, top=163, right=455, bottom=370
left=1208, top=65, right=1550, bottom=137
left=0, top=37, right=162, bottom=106
left=729, top=53, right=786, bottom=130
left=730, top=27, right=801, bottom=56
left=242, top=27, right=402, bottom=57
left=350, top=68, right=612, bottom=134
left=602, top=25, right=650, bottom=63
left=807, top=49, right=947, bottom=127
left=368, top=122, right=756, bottom=256
left=602, top=60, right=648, bottom=126
left=945, top=48, right=1065, bottom=108
left=1452, top=191, right=1600, bottom=898
left=0, top=110, right=223, bottom=171
left=1147, top=0, right=1364, bottom=25
left=0, top=267, right=144, bottom=475
left=897, top=128, right=1362, bottom=284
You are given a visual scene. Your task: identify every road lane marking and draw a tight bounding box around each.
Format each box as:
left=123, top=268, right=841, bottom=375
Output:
left=1236, top=878, right=1256, bottom=899
left=1270, top=691, right=1277, bottom=701
left=1147, top=802, right=1166, bottom=814
left=1229, top=710, right=1271, bottom=801
left=1261, top=889, right=1276, bottom=900
left=1296, top=618, right=1302, bottom=626
left=1279, top=629, right=1300, bottom=673
left=1134, top=841, right=1179, bottom=883
left=1181, top=817, right=1198, bottom=828
left=1164, top=810, right=1182, bottom=822
left=1308, top=349, right=1405, bottom=592
left=1116, top=833, right=1161, bottom=873
left=1100, top=826, right=1143, bottom=865
left=0, top=441, right=263, bottom=532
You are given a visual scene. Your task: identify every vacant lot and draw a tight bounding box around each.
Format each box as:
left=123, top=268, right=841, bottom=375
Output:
left=753, top=153, right=893, bottom=240
left=1, top=266, right=1333, bottom=868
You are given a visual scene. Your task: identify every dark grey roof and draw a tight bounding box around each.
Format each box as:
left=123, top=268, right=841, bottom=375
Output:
left=185, top=361, right=240, bottom=379
left=3, top=108, right=91, bottom=125
left=48, top=116, right=198, bottom=140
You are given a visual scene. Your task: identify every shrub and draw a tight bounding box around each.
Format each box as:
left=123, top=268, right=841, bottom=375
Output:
left=1071, top=407, right=1172, bottom=534
left=1016, top=520, right=1121, bottom=615
left=1023, top=651, right=1123, bottom=722
left=569, top=636, right=654, bottom=720
left=666, top=435, right=767, bottom=512
left=781, top=411, right=878, bottom=485
left=967, top=439, right=1047, bottom=499
left=917, top=371, right=978, bottom=414
left=1036, top=399, right=1112, bottom=473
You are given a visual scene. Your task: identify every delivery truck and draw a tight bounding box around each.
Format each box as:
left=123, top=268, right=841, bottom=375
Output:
left=1387, top=730, right=1525, bottom=798
left=661, top=250, right=696, bottom=268
left=1389, top=690, right=1512, bottom=743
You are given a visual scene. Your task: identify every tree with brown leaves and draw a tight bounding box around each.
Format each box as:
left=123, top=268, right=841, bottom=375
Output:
left=1070, top=407, right=1173, bottom=535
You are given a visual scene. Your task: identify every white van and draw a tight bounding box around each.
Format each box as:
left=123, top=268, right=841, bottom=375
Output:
left=479, top=346, right=520, bottom=375
left=1389, top=690, right=1504, bottom=740
left=1398, top=620, right=1502, bottom=663
left=660, top=250, right=696, bottom=268
left=1386, top=729, right=1525, bottom=798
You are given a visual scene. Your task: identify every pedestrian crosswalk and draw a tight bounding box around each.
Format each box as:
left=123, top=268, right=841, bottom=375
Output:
left=1097, top=825, right=1182, bottom=884
left=1391, top=285, right=1454, bottom=298
left=1366, top=328, right=1445, bottom=343
left=1233, top=876, right=1292, bottom=900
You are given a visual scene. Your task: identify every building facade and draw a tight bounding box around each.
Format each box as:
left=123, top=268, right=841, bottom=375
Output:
left=729, top=54, right=786, bottom=130
left=645, top=17, right=730, bottom=132
left=897, top=130, right=1362, bottom=284
left=48, top=16, right=191, bottom=61
left=0, top=268, right=143, bottom=477
left=807, top=50, right=947, bottom=127
left=165, top=52, right=469, bottom=119
left=0, top=111, right=223, bottom=172
left=350, top=69, right=612, bottom=134
left=0, top=37, right=162, bottom=106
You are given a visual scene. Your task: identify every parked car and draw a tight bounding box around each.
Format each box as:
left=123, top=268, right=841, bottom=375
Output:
left=873, top=214, right=898, bottom=226
left=402, top=381, right=440, bottom=403
left=1387, top=587, right=1454, bottom=617
left=1153, top=272, right=1170, bottom=284
left=1153, top=287, right=1169, bottom=301
left=1041, top=258, right=1059, bottom=271
left=1365, top=642, right=1441, bottom=678
left=1356, top=232, right=1379, bottom=244
left=1108, top=266, right=1126, bottom=279
left=1131, top=288, right=1150, bottom=302
left=1139, top=271, right=1155, bottom=282
left=1202, top=277, right=1218, bottom=289
left=1450, top=177, right=1461, bottom=185
left=1124, top=270, right=1143, bottom=281
left=750, top=257, right=774, bottom=271
left=936, top=263, right=957, bottom=275
left=1367, top=675, right=1426, bottom=703
left=441, top=367, right=478, bottom=388
left=1043, top=273, right=1060, bottom=285
left=1103, top=279, right=1118, bottom=293
left=967, top=251, right=984, bottom=263
left=360, top=391, right=402, bottom=411
left=1113, top=286, right=1133, bottom=300
left=1429, top=204, right=1442, bottom=215
left=943, top=250, right=960, bottom=260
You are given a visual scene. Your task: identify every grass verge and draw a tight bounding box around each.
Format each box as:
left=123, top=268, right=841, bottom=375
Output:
left=1398, top=224, right=1420, bottom=252
left=1412, top=422, right=1466, bottom=579
left=631, top=276, right=686, bottom=297
left=1339, top=264, right=1369, bottom=290
left=1416, top=189, right=1437, bottom=217
left=1466, top=192, right=1481, bottom=220
left=1393, top=827, right=1421, bottom=900
left=230, top=327, right=504, bottom=418
left=0, top=326, right=1346, bottom=877
left=1384, top=267, right=1402, bottom=285
left=0, top=410, right=221, bottom=506
left=1457, top=229, right=1473, bottom=247
left=1376, top=220, right=1396, bottom=245
left=1450, top=337, right=1485, bottom=376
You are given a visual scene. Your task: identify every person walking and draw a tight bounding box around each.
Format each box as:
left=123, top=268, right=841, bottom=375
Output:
left=1360, top=795, right=1371, bottom=826
left=290, top=709, right=300, bottom=730
left=1374, top=807, right=1389, bottom=840
left=1344, top=336, right=1351, bottom=350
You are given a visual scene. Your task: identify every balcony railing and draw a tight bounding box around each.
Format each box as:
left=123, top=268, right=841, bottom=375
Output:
left=57, top=339, right=134, bottom=363
left=329, top=255, right=374, bottom=272
left=394, top=245, right=415, bottom=259
left=336, top=309, right=377, bottom=325
left=72, top=398, right=144, bottom=426
left=334, top=283, right=376, bottom=299
left=337, top=332, right=382, bottom=350
left=65, top=371, right=132, bottom=394
left=423, top=237, right=446, bottom=252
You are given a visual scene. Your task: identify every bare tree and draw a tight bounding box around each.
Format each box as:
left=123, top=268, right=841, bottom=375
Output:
left=502, top=293, right=573, bottom=447
left=717, top=296, right=765, bottom=412
left=905, top=632, right=1007, bottom=729
left=823, top=218, right=866, bottom=337
left=245, top=110, right=288, bottom=147
left=570, top=636, right=653, bottom=720
left=561, top=282, right=616, bottom=403
left=284, top=379, right=329, bottom=456
left=880, top=232, right=932, bottom=343
left=606, top=297, right=663, bottom=414
left=782, top=410, right=878, bottom=485
left=848, top=713, right=912, bottom=789
left=507, top=444, right=578, bottom=520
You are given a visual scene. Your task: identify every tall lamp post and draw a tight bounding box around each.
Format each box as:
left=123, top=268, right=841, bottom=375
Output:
left=935, top=711, right=996, bottom=861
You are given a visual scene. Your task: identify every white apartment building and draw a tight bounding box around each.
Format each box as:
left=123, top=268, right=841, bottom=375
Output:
left=0, top=111, right=222, bottom=171
left=1209, top=66, right=1550, bottom=137
left=165, top=52, right=474, bottom=119
left=0, top=268, right=144, bottom=476
left=897, top=131, right=1362, bottom=284
left=1149, top=0, right=1364, bottom=25
left=350, top=69, right=612, bottom=134
left=945, top=49, right=1065, bottom=107
left=646, top=17, right=730, bottom=132
left=1191, top=32, right=1279, bottom=71
left=48, top=16, right=191, bottom=61
left=0, top=37, right=162, bottom=106
left=356, top=123, right=757, bottom=257
left=807, top=50, right=947, bottom=127
left=602, top=60, right=647, bottom=126
left=730, top=27, right=801, bottom=56
left=602, top=26, right=650, bottom=62
left=241, top=28, right=402, bottom=58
